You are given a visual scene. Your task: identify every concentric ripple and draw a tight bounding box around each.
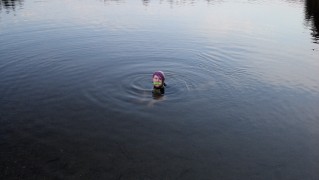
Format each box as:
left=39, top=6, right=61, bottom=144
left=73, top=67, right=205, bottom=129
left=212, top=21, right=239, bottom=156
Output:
left=82, top=56, right=221, bottom=112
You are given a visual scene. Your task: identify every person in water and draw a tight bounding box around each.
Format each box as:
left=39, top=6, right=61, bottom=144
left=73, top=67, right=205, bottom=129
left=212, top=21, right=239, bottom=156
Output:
left=152, top=71, right=166, bottom=95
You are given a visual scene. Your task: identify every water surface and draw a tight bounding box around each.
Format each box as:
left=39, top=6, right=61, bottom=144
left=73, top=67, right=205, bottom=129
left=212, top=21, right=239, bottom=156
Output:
left=1, top=0, right=319, bottom=179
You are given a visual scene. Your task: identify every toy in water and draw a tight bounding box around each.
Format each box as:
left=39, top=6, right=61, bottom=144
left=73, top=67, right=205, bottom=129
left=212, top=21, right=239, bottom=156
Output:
left=152, top=71, right=166, bottom=95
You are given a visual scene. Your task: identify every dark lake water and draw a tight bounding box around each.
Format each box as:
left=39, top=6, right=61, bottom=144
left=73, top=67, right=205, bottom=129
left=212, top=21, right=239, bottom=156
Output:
left=1, top=0, right=319, bottom=179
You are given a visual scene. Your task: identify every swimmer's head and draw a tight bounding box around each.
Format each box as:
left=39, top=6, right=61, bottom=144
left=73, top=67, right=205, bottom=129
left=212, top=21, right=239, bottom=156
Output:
left=152, top=71, right=165, bottom=88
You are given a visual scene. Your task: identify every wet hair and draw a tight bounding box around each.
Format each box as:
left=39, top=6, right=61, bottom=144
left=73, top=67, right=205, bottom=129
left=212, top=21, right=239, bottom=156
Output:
left=152, top=71, right=165, bottom=82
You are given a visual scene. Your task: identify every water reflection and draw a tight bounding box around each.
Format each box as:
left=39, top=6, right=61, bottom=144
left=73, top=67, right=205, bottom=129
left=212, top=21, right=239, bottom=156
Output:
left=140, top=0, right=220, bottom=6
left=0, top=0, right=23, bottom=13
left=105, top=0, right=221, bottom=6
left=305, top=0, right=319, bottom=43
left=102, top=0, right=125, bottom=5
left=160, top=0, right=218, bottom=6
left=1, top=0, right=319, bottom=179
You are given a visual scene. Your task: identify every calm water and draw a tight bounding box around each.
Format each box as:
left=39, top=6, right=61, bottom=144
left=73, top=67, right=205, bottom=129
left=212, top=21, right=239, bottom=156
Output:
left=1, top=0, right=319, bottom=179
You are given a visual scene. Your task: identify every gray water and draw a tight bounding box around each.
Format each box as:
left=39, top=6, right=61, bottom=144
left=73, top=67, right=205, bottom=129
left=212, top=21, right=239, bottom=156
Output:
left=1, top=0, right=319, bottom=179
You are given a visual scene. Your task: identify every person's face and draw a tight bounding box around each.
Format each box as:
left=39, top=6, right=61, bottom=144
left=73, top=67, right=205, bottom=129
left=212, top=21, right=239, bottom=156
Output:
left=152, top=75, right=163, bottom=87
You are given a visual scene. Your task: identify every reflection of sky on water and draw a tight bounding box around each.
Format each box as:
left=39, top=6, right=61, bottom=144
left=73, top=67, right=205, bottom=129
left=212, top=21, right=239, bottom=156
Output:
left=2, top=0, right=317, bottom=42
left=1, top=0, right=318, bottom=94
left=1, top=2, right=319, bottom=179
